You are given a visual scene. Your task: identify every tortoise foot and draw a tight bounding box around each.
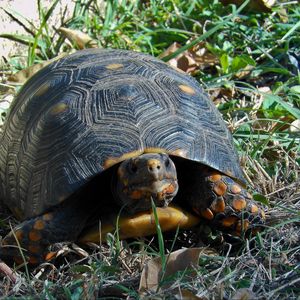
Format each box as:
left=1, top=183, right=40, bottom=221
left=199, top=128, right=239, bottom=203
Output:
left=194, top=173, right=265, bottom=236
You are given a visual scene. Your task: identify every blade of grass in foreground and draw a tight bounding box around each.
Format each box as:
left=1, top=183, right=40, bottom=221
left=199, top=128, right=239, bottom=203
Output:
left=151, top=199, right=166, bottom=287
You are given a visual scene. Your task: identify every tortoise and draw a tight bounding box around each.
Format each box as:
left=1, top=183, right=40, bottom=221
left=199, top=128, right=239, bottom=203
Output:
left=0, top=49, right=265, bottom=265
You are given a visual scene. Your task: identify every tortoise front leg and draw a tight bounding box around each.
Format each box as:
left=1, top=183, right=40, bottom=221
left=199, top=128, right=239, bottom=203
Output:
left=0, top=197, right=92, bottom=265
left=178, top=166, right=265, bottom=236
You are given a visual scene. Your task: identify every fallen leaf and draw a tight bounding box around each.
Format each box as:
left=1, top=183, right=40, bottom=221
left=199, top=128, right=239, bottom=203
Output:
left=139, top=247, right=216, bottom=294
left=160, top=42, right=218, bottom=74
left=58, top=27, right=98, bottom=49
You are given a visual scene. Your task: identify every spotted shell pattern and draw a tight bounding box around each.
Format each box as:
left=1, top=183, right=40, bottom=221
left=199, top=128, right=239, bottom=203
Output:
left=0, top=49, right=244, bottom=219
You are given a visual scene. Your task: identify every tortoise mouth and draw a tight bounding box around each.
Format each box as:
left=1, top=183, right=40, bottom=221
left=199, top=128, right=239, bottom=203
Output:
left=128, top=179, right=177, bottom=194
left=122, top=179, right=178, bottom=213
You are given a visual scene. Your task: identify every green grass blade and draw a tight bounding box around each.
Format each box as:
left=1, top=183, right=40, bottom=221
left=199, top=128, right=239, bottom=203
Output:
left=263, top=94, right=300, bottom=119
left=161, top=0, right=250, bottom=61
left=150, top=200, right=166, bottom=277
left=28, top=0, right=60, bottom=65
left=0, top=33, right=36, bottom=46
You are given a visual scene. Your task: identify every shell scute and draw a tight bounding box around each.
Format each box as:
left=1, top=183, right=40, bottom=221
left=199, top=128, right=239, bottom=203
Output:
left=0, top=49, right=244, bottom=218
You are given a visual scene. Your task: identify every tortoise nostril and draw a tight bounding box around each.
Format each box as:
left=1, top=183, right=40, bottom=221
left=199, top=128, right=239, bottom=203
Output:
left=148, top=163, right=161, bottom=173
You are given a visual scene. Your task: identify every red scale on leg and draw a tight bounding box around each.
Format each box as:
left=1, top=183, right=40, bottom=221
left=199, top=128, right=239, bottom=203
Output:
left=192, top=170, right=265, bottom=236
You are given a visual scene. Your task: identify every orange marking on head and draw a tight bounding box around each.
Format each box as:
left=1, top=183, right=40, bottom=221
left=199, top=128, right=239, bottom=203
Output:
left=179, top=84, right=196, bottom=95
left=232, top=198, right=247, bottom=211
left=209, top=173, right=222, bottom=182
left=222, top=216, right=238, bottom=227
left=210, top=198, right=226, bottom=213
left=29, top=230, right=42, bottom=242
left=43, top=213, right=53, bottom=221
left=213, top=181, right=227, bottom=196
left=251, top=204, right=259, bottom=214
left=33, top=219, right=45, bottom=230
left=164, top=183, right=176, bottom=194
left=230, top=184, right=242, bottom=194
left=106, top=63, right=123, bottom=70
left=200, top=208, right=214, bottom=220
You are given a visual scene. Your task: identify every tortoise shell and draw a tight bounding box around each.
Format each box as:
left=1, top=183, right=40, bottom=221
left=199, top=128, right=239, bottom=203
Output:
left=0, top=49, right=244, bottom=220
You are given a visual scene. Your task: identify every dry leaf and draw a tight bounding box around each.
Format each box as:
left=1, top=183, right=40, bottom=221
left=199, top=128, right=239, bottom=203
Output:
left=58, top=27, right=97, bottom=49
left=160, top=42, right=218, bottom=74
left=139, top=247, right=216, bottom=294
left=8, top=53, right=67, bottom=83
left=220, top=0, right=275, bottom=12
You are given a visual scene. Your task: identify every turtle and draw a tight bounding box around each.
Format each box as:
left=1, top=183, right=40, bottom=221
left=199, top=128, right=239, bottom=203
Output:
left=0, top=49, right=265, bottom=265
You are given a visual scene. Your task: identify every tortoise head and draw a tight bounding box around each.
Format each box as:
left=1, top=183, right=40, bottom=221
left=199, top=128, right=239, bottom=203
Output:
left=113, top=153, right=178, bottom=214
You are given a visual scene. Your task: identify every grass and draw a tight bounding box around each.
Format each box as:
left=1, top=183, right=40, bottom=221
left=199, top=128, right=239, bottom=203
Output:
left=0, top=0, right=299, bottom=299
